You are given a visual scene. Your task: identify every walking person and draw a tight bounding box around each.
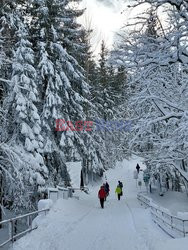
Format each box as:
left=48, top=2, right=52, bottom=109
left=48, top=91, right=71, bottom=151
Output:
left=104, top=182, right=110, bottom=200
left=136, top=163, right=140, bottom=174
left=118, top=181, right=123, bottom=190
left=98, top=185, right=106, bottom=208
left=115, top=185, right=122, bottom=200
left=166, top=176, right=169, bottom=190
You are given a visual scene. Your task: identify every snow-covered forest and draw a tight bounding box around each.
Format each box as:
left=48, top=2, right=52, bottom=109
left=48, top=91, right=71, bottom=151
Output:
left=0, top=0, right=188, bottom=224
left=0, top=0, right=127, bottom=214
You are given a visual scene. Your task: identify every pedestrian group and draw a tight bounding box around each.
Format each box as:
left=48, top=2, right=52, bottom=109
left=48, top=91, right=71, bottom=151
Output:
left=98, top=180, right=124, bottom=208
left=98, top=163, right=141, bottom=209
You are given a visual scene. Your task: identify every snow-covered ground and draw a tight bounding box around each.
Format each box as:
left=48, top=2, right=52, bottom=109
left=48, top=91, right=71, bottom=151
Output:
left=144, top=190, right=188, bottom=215
left=10, top=157, right=188, bottom=250
left=154, top=237, right=188, bottom=250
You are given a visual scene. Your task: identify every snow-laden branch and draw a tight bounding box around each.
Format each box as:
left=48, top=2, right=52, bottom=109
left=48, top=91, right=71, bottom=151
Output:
left=0, top=78, right=11, bottom=84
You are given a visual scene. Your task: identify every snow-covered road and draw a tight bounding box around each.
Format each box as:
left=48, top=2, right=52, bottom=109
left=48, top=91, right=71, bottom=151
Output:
left=12, top=157, right=169, bottom=250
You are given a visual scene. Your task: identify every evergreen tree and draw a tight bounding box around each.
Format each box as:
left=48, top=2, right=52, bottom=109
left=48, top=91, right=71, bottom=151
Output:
left=6, top=17, right=48, bottom=210
left=0, top=2, right=49, bottom=211
left=94, top=40, right=115, bottom=120
left=11, top=24, right=44, bottom=154
left=61, top=0, right=85, bottom=61
left=30, top=0, right=104, bottom=185
left=79, top=28, right=98, bottom=85
left=89, top=41, right=119, bottom=170
left=0, top=1, right=17, bottom=103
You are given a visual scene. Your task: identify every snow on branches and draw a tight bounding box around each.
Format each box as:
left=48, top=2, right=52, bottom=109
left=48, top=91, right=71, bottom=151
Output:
left=113, top=3, right=188, bottom=184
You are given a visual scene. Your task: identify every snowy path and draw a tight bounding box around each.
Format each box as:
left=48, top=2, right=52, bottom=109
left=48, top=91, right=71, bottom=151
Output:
left=12, top=158, right=168, bottom=250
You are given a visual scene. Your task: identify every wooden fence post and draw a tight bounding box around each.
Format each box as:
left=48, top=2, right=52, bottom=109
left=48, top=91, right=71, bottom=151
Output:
left=171, top=216, right=173, bottom=229
left=27, top=215, right=31, bottom=229
left=183, top=220, right=185, bottom=237
left=0, top=173, right=3, bottom=229
left=11, top=219, right=14, bottom=243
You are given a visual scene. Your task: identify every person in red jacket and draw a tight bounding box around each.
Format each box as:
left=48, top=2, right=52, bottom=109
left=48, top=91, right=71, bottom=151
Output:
left=98, top=186, right=106, bottom=208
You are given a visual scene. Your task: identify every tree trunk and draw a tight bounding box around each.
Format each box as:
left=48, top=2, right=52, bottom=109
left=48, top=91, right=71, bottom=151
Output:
left=0, top=174, right=3, bottom=228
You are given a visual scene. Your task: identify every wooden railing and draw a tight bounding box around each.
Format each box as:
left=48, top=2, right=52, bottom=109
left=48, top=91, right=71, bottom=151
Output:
left=137, top=193, right=151, bottom=207
left=151, top=206, right=188, bottom=237
left=137, top=193, right=188, bottom=238
left=0, top=208, right=49, bottom=248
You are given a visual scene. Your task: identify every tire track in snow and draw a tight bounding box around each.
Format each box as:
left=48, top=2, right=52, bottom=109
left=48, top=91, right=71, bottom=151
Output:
left=125, top=200, right=138, bottom=233
left=87, top=200, right=116, bottom=250
left=105, top=198, right=145, bottom=250
left=64, top=205, right=95, bottom=234
left=125, top=199, right=150, bottom=250
left=124, top=169, right=151, bottom=250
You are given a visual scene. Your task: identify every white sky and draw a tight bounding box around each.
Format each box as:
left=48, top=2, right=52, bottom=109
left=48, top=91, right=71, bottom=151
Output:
left=79, top=0, right=128, bottom=54
left=79, top=0, right=155, bottom=55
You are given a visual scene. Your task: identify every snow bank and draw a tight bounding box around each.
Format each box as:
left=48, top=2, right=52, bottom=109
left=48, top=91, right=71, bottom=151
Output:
left=32, top=199, right=53, bottom=229
left=155, top=238, right=188, bottom=250
left=32, top=214, right=46, bottom=229
left=177, top=212, right=188, bottom=220
left=147, top=191, right=188, bottom=215
left=38, top=199, right=53, bottom=211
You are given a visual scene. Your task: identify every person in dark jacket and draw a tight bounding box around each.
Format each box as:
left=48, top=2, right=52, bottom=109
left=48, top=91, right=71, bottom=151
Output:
left=136, top=163, right=140, bottom=173
left=98, top=186, right=106, bottom=208
left=104, top=182, right=110, bottom=199
left=105, top=182, right=110, bottom=193
left=118, top=181, right=123, bottom=196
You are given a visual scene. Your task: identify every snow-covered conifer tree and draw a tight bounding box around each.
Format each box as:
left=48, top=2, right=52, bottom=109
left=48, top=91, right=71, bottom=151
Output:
left=30, top=0, right=105, bottom=186
left=0, top=1, right=49, bottom=210
left=5, top=17, right=48, bottom=210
